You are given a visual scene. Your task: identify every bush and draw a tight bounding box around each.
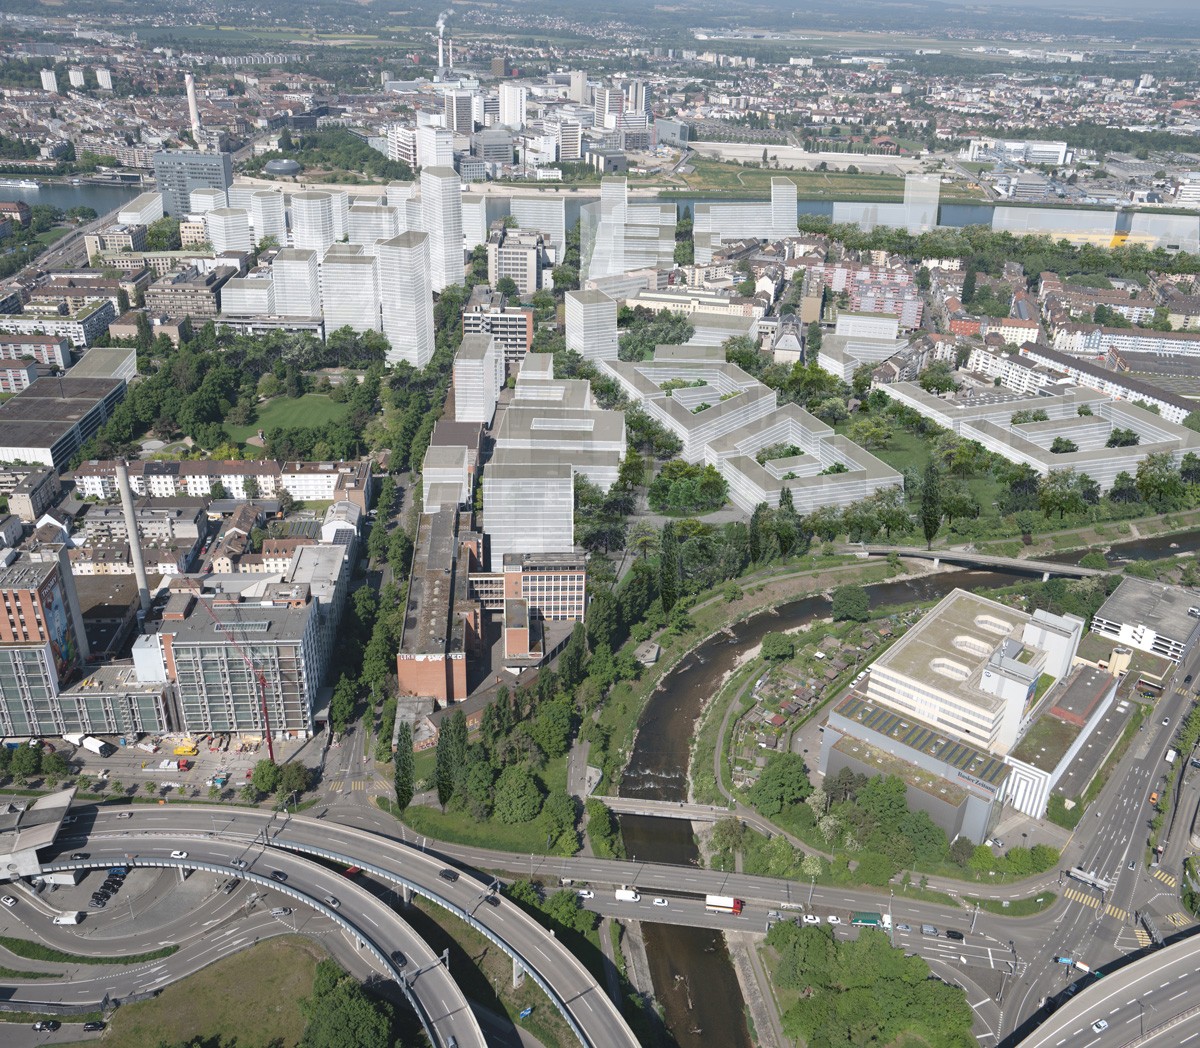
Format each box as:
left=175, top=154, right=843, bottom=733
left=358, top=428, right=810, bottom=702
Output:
left=761, top=632, right=795, bottom=660
left=832, top=585, right=870, bottom=622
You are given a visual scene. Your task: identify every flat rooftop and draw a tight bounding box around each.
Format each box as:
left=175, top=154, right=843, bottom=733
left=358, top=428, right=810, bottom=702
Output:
left=872, top=588, right=1032, bottom=715
left=1094, top=577, right=1200, bottom=645
left=833, top=692, right=1011, bottom=791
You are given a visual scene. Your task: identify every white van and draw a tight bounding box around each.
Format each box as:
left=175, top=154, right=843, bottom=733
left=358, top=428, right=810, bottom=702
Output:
left=53, top=912, right=83, bottom=925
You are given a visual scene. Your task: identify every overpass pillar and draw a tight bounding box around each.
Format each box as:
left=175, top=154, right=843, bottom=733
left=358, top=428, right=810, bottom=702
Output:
left=932, top=557, right=940, bottom=568
left=1043, top=571, right=1050, bottom=582
left=400, top=884, right=412, bottom=906
left=177, top=867, right=186, bottom=883
left=512, top=956, right=525, bottom=988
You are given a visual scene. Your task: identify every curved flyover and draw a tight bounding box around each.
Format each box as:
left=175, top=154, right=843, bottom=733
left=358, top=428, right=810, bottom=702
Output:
left=62, top=808, right=638, bottom=1048
left=40, top=834, right=484, bottom=1048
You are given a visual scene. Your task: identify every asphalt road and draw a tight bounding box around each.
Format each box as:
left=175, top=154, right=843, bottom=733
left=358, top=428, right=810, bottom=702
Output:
left=38, top=829, right=483, bottom=1048
left=49, top=807, right=636, bottom=1048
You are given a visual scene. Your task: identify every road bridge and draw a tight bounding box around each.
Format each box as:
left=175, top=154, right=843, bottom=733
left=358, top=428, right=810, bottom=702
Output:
left=857, top=544, right=1106, bottom=580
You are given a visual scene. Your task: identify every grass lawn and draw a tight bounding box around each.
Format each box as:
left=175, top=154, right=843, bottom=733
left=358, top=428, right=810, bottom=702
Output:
left=35, top=226, right=73, bottom=247
left=967, top=892, right=1057, bottom=917
left=65, top=936, right=323, bottom=1048
left=224, top=393, right=350, bottom=444
left=395, top=755, right=571, bottom=853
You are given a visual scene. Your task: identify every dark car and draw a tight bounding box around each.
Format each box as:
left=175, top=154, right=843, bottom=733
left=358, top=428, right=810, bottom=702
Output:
left=83, top=1021, right=106, bottom=1032
left=90, top=899, right=106, bottom=909
left=484, top=894, right=501, bottom=907
left=946, top=929, right=965, bottom=941
left=438, top=868, right=459, bottom=883
left=70, top=852, right=88, bottom=861
left=271, top=870, right=287, bottom=883
left=391, top=950, right=407, bottom=966
left=1186, top=674, right=1193, bottom=685
left=32, top=1020, right=61, bottom=1031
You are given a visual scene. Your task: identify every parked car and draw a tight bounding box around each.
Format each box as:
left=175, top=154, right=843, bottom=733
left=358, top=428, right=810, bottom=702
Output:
left=826, top=915, right=842, bottom=925
left=32, top=1020, right=61, bottom=1031
left=82, top=1021, right=106, bottom=1032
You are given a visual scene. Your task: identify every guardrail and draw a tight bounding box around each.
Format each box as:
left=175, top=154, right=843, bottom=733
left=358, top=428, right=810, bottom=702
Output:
left=41, top=859, right=448, bottom=1048
left=268, top=836, right=599, bottom=1048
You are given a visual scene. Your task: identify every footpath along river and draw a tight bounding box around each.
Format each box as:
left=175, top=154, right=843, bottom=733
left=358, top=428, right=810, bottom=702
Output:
left=616, top=566, right=1041, bottom=1047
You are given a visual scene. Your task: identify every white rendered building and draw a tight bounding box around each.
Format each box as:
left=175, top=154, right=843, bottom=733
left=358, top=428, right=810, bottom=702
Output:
left=377, top=232, right=435, bottom=368
left=565, top=289, right=619, bottom=361
left=453, top=333, right=503, bottom=424
left=270, top=248, right=321, bottom=317
left=320, top=248, right=379, bottom=334
left=290, top=191, right=336, bottom=253
left=204, top=208, right=252, bottom=253
left=420, top=167, right=464, bottom=293
left=499, top=83, right=528, bottom=130
left=189, top=187, right=228, bottom=214
left=250, top=191, right=287, bottom=246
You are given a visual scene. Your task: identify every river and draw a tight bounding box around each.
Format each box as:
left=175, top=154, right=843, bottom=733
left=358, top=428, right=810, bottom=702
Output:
left=616, top=566, right=1044, bottom=1048
left=0, top=181, right=143, bottom=217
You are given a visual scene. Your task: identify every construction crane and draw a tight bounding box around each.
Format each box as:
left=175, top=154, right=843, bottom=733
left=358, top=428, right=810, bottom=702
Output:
left=185, top=582, right=276, bottom=764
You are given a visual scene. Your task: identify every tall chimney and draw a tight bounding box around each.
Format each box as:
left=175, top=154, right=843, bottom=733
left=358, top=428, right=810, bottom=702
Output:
left=116, top=460, right=152, bottom=615
left=449, top=38, right=454, bottom=71
left=185, top=72, right=203, bottom=149
left=438, top=36, right=445, bottom=71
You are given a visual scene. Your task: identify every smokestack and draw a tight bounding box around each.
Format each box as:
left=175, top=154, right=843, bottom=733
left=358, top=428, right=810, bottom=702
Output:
left=438, top=36, right=445, bottom=71
left=449, top=38, right=453, bottom=71
left=185, top=72, right=203, bottom=149
left=116, top=460, right=152, bottom=615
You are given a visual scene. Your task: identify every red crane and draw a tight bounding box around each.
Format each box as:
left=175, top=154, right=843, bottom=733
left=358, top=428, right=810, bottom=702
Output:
left=187, top=584, right=276, bottom=764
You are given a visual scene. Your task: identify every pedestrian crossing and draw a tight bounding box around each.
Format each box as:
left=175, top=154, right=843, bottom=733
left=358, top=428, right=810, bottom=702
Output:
left=1105, top=904, right=1129, bottom=923
left=1151, top=868, right=1178, bottom=887
left=1064, top=887, right=1101, bottom=910
left=1134, top=928, right=1152, bottom=947
left=1165, top=911, right=1193, bottom=928
left=328, top=782, right=344, bottom=793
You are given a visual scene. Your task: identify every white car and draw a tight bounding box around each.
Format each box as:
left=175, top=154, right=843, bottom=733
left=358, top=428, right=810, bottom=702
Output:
left=826, top=915, right=842, bottom=925
left=170, top=850, right=188, bottom=859
left=1091, top=1019, right=1108, bottom=1033
left=1, top=896, right=15, bottom=908
left=115, top=811, right=132, bottom=819
left=577, top=889, right=595, bottom=900
left=653, top=897, right=668, bottom=907
left=802, top=914, right=821, bottom=924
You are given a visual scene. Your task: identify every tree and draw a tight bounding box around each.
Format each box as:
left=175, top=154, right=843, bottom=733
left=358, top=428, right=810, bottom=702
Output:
left=920, top=463, right=942, bottom=549
left=496, top=276, right=519, bottom=297
left=1106, top=427, right=1139, bottom=448
left=961, top=265, right=977, bottom=305
left=761, top=632, right=796, bottom=660
left=918, top=362, right=958, bottom=395
left=393, top=722, right=415, bottom=812
left=252, top=759, right=281, bottom=795
left=748, top=753, right=812, bottom=817
left=530, top=700, right=573, bottom=759
left=806, top=321, right=822, bottom=354
left=277, top=761, right=311, bottom=802
left=145, top=215, right=181, bottom=251
left=329, top=675, right=356, bottom=733
left=659, top=521, right=679, bottom=613
left=831, top=585, right=869, bottom=622
left=1136, top=451, right=1185, bottom=511
left=493, top=765, right=544, bottom=824
left=9, top=744, right=40, bottom=780
left=434, top=710, right=467, bottom=810
left=300, top=960, right=393, bottom=1048
left=1049, top=436, right=1078, bottom=454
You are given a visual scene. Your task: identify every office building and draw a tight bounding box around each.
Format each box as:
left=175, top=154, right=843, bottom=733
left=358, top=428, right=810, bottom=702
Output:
left=1090, top=577, right=1200, bottom=664
left=483, top=461, right=575, bottom=566
left=189, top=187, right=227, bottom=214
left=453, top=333, right=503, bottom=424
left=472, top=128, right=515, bottom=165
left=421, top=167, right=464, bottom=293
left=144, top=266, right=236, bottom=321
left=461, top=287, right=533, bottom=368
left=594, top=86, right=624, bottom=128
left=387, top=126, right=418, bottom=169
left=329, top=192, right=349, bottom=243
left=320, top=249, right=379, bottom=334
left=444, top=90, right=475, bottom=134
left=153, top=150, right=233, bottom=217
left=0, top=552, right=93, bottom=736
left=863, top=589, right=1083, bottom=756
left=347, top=205, right=399, bottom=245
left=249, top=191, right=287, bottom=246
left=220, top=271, right=275, bottom=315
left=487, top=229, right=546, bottom=297
left=116, top=192, right=164, bottom=227
left=462, top=194, right=488, bottom=250
left=378, top=232, right=435, bottom=368
left=625, top=79, right=650, bottom=115
left=270, top=248, right=321, bottom=317
left=84, top=223, right=147, bottom=259
left=416, top=126, right=454, bottom=170
left=499, top=82, right=528, bottom=130
left=204, top=208, right=253, bottom=253
left=290, top=191, right=336, bottom=253
left=511, top=198, right=567, bottom=257
left=554, top=120, right=582, bottom=161
left=566, top=289, right=619, bottom=361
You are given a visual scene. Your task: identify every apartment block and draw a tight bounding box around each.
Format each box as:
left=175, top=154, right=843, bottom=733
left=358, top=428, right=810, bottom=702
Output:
left=453, top=333, right=503, bottom=424
left=421, top=167, right=464, bottom=293
left=565, top=289, right=619, bottom=361
left=461, top=287, right=533, bottom=369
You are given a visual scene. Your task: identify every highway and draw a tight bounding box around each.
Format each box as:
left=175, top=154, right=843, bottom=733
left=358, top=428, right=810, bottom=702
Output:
left=49, top=807, right=638, bottom=1048
left=38, top=831, right=483, bottom=1048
